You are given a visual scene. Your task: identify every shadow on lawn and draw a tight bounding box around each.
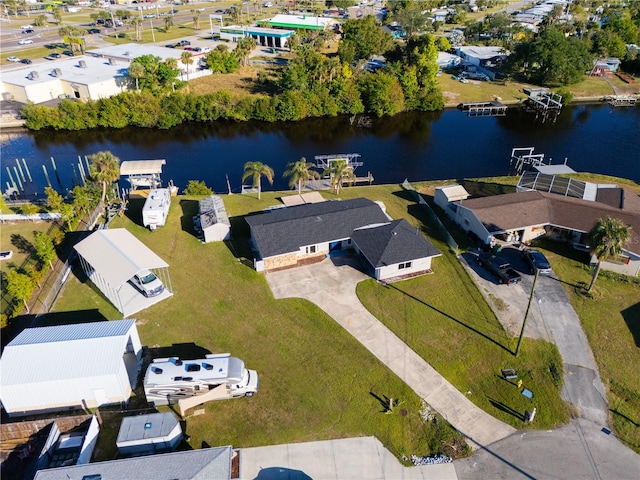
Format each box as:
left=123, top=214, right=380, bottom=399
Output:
left=385, top=283, right=513, bottom=354
left=487, top=397, right=525, bottom=422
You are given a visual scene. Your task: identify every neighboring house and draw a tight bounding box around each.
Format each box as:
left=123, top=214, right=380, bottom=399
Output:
left=33, top=446, right=233, bottom=480
left=449, top=185, right=640, bottom=276
left=592, top=57, right=621, bottom=75
left=195, top=195, right=231, bottom=243
left=0, top=320, right=142, bottom=417
left=116, top=412, right=183, bottom=456
left=351, top=219, right=441, bottom=280
left=455, top=46, right=509, bottom=80
left=74, top=228, right=173, bottom=316
left=246, top=197, right=441, bottom=280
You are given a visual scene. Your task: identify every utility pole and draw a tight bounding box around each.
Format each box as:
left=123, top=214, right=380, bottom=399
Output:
left=516, top=268, right=539, bottom=357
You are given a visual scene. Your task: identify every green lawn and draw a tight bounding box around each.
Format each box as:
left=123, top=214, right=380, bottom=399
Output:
left=52, top=191, right=467, bottom=462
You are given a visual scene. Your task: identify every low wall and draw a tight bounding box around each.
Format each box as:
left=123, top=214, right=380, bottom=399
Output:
left=0, top=414, right=93, bottom=442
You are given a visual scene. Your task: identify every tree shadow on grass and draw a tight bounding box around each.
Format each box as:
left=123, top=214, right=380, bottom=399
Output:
left=621, top=302, right=640, bottom=348
left=385, top=283, right=513, bottom=354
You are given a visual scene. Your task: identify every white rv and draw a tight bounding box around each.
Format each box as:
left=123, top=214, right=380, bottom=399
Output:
left=142, top=188, right=171, bottom=230
left=143, top=354, right=259, bottom=407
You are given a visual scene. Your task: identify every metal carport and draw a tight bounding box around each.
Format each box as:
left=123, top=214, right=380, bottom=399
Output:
left=74, top=228, right=173, bottom=316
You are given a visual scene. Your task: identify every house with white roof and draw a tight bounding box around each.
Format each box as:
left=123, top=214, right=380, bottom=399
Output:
left=0, top=320, right=142, bottom=417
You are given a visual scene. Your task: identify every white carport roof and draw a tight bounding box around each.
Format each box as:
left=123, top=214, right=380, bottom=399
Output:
left=74, top=229, right=168, bottom=287
left=120, top=160, right=166, bottom=176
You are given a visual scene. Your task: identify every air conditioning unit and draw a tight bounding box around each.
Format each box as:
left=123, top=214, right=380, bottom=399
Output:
left=52, top=68, right=62, bottom=77
left=108, top=57, right=116, bottom=65
left=29, top=71, right=39, bottom=80
left=78, top=60, right=87, bottom=68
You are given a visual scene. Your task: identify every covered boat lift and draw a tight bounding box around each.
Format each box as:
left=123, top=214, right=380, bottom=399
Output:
left=120, top=160, right=166, bottom=193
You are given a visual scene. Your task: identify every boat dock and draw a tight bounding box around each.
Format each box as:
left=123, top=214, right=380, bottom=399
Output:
left=459, top=100, right=507, bottom=117
left=305, top=172, right=374, bottom=191
left=606, top=95, right=638, bottom=106
left=509, top=147, right=576, bottom=176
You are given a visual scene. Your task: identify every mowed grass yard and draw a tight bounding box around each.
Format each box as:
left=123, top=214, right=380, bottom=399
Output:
left=51, top=190, right=467, bottom=463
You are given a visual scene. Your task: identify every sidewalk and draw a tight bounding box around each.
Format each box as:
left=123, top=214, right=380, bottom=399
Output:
left=266, top=256, right=516, bottom=450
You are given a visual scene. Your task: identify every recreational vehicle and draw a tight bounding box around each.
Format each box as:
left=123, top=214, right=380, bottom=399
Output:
left=143, top=354, right=259, bottom=407
left=142, top=188, right=171, bottom=230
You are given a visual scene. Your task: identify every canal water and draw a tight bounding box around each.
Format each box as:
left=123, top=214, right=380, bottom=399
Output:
left=1, top=103, right=639, bottom=196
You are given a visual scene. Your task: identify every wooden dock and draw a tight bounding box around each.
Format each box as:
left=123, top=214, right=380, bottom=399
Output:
left=459, top=100, right=507, bottom=117
left=306, top=173, right=374, bottom=191
left=606, top=95, right=638, bottom=106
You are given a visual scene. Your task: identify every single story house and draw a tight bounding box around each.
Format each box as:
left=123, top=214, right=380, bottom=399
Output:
left=246, top=198, right=441, bottom=280
left=450, top=187, right=640, bottom=276
left=33, top=446, right=233, bottom=480
left=352, top=219, right=441, bottom=280
left=0, top=320, right=142, bottom=417
left=455, top=46, right=509, bottom=68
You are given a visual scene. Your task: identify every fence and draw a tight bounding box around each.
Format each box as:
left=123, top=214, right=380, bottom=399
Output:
left=29, top=201, right=104, bottom=318
left=402, top=179, right=459, bottom=255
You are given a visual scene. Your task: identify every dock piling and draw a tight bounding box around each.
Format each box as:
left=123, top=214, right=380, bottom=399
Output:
left=22, top=158, right=33, bottom=183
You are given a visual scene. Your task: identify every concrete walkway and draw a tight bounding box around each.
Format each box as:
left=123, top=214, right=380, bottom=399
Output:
left=266, top=256, right=516, bottom=450
left=240, top=437, right=457, bottom=480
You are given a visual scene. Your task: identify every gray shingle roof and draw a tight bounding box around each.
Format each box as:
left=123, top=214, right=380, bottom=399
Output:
left=245, top=198, right=389, bottom=258
left=33, top=446, right=232, bottom=480
left=352, top=219, right=441, bottom=267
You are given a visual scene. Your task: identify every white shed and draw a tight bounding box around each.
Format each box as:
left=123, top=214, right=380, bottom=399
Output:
left=74, top=228, right=173, bottom=316
left=116, top=412, right=183, bottom=455
left=0, top=320, right=142, bottom=417
left=196, top=195, right=231, bottom=243
left=434, top=184, right=470, bottom=219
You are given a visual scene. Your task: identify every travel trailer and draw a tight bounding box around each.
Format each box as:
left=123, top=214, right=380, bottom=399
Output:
left=143, top=354, right=259, bottom=407
left=142, top=188, right=171, bottom=230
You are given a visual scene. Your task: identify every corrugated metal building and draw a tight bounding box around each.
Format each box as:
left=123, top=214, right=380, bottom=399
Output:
left=0, top=320, right=142, bottom=417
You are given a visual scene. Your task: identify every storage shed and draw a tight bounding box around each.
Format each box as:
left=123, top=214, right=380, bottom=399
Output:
left=195, top=195, right=231, bottom=243
left=0, top=320, right=142, bottom=417
left=116, top=412, right=182, bottom=455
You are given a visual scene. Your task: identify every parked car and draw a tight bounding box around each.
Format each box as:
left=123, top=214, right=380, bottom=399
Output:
left=22, top=28, right=34, bottom=34
left=20, top=58, right=32, bottom=64
left=46, top=52, right=62, bottom=60
left=7, top=56, right=20, bottom=62
left=62, top=50, right=74, bottom=56
left=87, top=28, right=101, bottom=34
left=18, top=39, right=33, bottom=45
left=194, top=47, right=210, bottom=53
left=521, top=249, right=552, bottom=275
left=130, top=270, right=165, bottom=297
left=184, top=46, right=196, bottom=51
left=177, top=40, right=191, bottom=46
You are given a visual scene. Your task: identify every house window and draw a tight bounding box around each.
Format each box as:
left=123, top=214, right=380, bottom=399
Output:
left=398, top=262, right=412, bottom=270
left=305, top=245, right=317, bottom=254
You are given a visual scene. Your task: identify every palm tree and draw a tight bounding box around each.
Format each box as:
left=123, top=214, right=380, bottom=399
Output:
left=128, top=61, right=145, bottom=91
left=181, top=50, right=194, bottom=80
left=587, top=216, right=631, bottom=292
left=130, top=16, right=143, bottom=42
left=242, top=161, right=274, bottom=200
left=165, top=14, right=174, bottom=32
left=89, top=151, right=121, bottom=206
left=323, top=159, right=355, bottom=195
left=283, top=157, right=320, bottom=194
left=191, top=9, right=201, bottom=30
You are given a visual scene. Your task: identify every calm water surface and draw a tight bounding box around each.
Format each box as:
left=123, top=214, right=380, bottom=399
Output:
left=1, top=104, right=639, bottom=196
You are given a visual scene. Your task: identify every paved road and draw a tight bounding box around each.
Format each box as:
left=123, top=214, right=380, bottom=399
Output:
left=266, top=255, right=516, bottom=450
left=241, top=436, right=457, bottom=480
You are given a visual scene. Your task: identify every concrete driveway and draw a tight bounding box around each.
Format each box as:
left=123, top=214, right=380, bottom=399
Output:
left=266, top=255, right=516, bottom=449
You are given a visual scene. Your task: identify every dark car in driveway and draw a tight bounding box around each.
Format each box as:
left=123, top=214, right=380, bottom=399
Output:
left=522, top=249, right=552, bottom=275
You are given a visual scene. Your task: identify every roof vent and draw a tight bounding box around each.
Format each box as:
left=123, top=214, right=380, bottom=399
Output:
left=108, top=57, right=116, bottom=65
left=78, top=60, right=87, bottom=68
left=52, top=68, right=62, bottom=77
left=28, top=71, right=39, bottom=80
left=170, top=358, right=183, bottom=366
